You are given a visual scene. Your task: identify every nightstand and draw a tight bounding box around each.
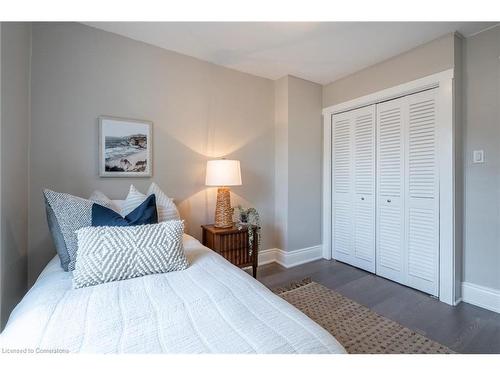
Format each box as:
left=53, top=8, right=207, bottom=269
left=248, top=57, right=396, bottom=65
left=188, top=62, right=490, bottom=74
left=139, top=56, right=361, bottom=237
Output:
left=201, top=224, right=259, bottom=278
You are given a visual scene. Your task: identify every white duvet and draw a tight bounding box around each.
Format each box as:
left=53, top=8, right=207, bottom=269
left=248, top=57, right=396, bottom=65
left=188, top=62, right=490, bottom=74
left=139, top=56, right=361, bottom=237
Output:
left=0, top=235, right=345, bottom=354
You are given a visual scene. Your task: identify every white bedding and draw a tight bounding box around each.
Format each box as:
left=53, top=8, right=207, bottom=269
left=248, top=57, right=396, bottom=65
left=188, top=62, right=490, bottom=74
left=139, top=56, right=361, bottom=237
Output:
left=0, top=234, right=345, bottom=354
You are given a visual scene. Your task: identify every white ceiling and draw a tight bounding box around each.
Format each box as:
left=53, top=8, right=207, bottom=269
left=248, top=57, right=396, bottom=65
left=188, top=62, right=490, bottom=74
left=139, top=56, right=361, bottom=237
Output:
left=84, top=22, right=498, bottom=84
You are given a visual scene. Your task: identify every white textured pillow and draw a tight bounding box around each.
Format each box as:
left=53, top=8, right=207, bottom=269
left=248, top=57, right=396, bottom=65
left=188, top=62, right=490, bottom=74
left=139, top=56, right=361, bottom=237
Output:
left=73, top=220, right=188, bottom=289
left=121, top=183, right=180, bottom=221
left=120, top=185, right=147, bottom=217
left=112, top=199, right=125, bottom=211
left=89, top=190, right=121, bottom=213
left=147, top=182, right=180, bottom=221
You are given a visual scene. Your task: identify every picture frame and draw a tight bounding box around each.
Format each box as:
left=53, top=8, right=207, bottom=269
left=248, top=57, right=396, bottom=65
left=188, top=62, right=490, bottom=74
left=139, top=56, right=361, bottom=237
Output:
left=99, top=116, right=153, bottom=177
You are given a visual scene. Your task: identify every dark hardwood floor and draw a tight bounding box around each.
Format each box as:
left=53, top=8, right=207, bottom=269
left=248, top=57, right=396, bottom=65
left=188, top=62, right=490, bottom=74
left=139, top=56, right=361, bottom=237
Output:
left=249, top=259, right=500, bottom=354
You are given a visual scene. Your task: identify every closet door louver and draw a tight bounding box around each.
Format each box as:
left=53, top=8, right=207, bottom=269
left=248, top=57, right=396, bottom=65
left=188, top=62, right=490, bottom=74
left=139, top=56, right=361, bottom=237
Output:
left=376, top=98, right=406, bottom=283
left=405, top=89, right=439, bottom=295
left=332, top=105, right=376, bottom=272
left=332, top=112, right=353, bottom=264
left=332, top=114, right=352, bottom=262
left=352, top=106, right=376, bottom=272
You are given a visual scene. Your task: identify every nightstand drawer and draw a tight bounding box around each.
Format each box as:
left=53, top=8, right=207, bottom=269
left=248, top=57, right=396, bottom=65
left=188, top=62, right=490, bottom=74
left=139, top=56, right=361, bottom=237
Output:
left=201, top=224, right=258, bottom=278
left=214, top=232, right=253, bottom=266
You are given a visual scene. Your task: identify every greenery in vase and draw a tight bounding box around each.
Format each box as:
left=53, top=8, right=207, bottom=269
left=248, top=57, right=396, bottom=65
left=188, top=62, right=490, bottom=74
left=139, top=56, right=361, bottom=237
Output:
left=236, top=205, right=261, bottom=256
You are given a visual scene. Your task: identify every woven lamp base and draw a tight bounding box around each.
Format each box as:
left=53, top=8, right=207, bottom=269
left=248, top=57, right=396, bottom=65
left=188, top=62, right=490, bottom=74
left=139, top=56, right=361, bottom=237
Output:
left=214, top=187, right=233, bottom=228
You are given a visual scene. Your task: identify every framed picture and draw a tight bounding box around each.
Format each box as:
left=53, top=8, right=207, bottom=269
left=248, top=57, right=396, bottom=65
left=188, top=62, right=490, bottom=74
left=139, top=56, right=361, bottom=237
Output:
left=99, top=116, right=153, bottom=177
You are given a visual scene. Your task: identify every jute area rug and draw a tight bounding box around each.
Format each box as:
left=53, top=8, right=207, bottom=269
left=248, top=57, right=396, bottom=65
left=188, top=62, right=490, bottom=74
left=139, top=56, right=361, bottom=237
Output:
left=274, top=279, right=454, bottom=354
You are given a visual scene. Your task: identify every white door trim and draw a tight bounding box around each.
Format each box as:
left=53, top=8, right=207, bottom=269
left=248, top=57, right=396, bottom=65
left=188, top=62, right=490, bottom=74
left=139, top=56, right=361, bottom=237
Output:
left=322, top=69, right=458, bottom=305
left=322, top=112, right=332, bottom=260
left=322, top=69, right=454, bottom=116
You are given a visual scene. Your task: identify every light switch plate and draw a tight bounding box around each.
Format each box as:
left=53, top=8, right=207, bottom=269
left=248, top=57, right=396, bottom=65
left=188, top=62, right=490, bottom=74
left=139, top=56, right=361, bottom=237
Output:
left=473, top=150, right=484, bottom=163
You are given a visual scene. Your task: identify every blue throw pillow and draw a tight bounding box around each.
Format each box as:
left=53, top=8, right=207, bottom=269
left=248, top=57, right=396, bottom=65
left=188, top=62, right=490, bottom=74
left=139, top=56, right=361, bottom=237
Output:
left=44, top=195, right=71, bottom=270
left=92, top=194, right=158, bottom=227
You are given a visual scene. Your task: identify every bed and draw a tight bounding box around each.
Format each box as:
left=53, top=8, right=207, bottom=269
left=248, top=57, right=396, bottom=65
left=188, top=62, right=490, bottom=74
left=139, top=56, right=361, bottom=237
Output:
left=0, top=234, right=345, bottom=354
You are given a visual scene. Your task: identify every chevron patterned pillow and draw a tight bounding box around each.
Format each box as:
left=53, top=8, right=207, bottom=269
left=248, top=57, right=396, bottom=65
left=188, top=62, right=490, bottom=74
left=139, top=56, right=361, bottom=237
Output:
left=73, top=220, right=188, bottom=288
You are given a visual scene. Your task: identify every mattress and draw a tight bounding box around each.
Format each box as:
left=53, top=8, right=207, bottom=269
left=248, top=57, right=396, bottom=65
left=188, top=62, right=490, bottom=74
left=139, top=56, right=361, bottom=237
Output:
left=0, top=234, right=345, bottom=354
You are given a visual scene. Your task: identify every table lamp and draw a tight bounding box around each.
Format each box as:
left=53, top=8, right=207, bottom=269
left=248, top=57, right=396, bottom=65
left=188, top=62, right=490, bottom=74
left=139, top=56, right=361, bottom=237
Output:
left=205, top=159, right=242, bottom=228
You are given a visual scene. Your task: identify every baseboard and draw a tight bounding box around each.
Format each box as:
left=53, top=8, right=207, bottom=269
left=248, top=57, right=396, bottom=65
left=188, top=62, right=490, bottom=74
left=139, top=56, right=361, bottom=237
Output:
left=258, top=248, right=280, bottom=266
left=461, top=282, right=500, bottom=313
left=258, top=245, right=323, bottom=268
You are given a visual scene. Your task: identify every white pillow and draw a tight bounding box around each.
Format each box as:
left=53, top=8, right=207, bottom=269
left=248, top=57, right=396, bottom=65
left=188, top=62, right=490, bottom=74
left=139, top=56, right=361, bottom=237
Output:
left=147, top=182, right=180, bottom=222
left=121, top=183, right=180, bottom=221
left=89, top=190, right=121, bottom=213
left=120, top=185, right=147, bottom=217
left=112, top=199, right=125, bottom=211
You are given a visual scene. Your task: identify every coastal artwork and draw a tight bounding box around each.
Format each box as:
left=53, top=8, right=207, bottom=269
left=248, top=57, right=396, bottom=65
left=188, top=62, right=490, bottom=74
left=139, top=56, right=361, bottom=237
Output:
left=99, top=116, right=152, bottom=177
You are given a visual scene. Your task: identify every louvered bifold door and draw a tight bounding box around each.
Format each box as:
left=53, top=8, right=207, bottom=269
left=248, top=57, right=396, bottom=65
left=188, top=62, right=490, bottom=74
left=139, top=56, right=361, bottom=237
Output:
left=332, top=111, right=354, bottom=265
left=352, top=105, right=376, bottom=272
left=332, top=105, right=376, bottom=272
left=405, top=89, right=439, bottom=296
left=376, top=89, right=439, bottom=295
left=376, top=97, right=406, bottom=284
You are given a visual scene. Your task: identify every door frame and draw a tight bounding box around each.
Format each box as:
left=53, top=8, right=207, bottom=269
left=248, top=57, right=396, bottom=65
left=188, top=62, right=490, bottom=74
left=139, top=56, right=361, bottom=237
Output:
left=322, top=69, right=459, bottom=305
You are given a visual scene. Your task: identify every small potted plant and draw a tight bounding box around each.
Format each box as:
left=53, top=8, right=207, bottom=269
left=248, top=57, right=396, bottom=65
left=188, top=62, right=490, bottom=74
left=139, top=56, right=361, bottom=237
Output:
left=235, top=205, right=261, bottom=256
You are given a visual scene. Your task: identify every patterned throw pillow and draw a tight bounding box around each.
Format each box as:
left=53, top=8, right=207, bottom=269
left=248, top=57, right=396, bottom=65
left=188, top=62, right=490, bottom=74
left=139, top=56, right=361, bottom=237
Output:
left=73, top=220, right=188, bottom=288
left=44, top=189, right=115, bottom=271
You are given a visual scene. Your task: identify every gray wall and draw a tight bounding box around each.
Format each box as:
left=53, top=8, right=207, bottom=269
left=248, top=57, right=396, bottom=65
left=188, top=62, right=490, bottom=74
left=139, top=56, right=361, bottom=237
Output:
left=287, top=76, right=322, bottom=250
left=322, top=33, right=455, bottom=107
left=274, top=76, right=288, bottom=250
left=274, top=75, right=323, bottom=251
left=0, top=22, right=31, bottom=329
left=29, top=22, right=275, bottom=284
left=463, top=25, right=500, bottom=290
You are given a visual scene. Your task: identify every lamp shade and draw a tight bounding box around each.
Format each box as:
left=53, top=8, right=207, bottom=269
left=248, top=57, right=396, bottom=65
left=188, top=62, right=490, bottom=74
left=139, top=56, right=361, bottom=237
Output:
left=205, top=159, right=242, bottom=186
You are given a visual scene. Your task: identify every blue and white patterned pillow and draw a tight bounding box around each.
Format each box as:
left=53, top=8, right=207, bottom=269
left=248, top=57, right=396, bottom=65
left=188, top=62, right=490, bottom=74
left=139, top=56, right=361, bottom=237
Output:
left=73, top=220, right=188, bottom=288
left=43, top=189, right=113, bottom=271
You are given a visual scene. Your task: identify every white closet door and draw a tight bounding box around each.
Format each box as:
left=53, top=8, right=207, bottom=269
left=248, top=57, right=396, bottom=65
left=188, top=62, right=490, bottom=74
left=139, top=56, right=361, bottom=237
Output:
left=376, top=89, right=439, bottom=296
left=332, top=111, right=353, bottom=264
left=376, top=98, right=406, bottom=283
left=332, top=105, right=376, bottom=272
left=352, top=106, right=376, bottom=272
left=405, top=89, right=439, bottom=295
